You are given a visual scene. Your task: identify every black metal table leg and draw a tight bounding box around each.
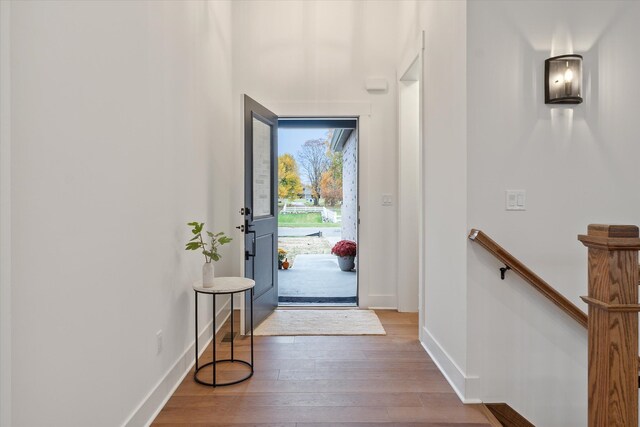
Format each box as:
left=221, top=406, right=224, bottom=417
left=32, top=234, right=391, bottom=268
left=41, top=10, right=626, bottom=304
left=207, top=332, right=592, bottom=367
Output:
left=193, top=285, right=254, bottom=387
left=250, top=287, right=254, bottom=367
left=195, top=291, right=198, bottom=371
left=212, top=293, right=216, bottom=386
left=231, top=294, right=234, bottom=361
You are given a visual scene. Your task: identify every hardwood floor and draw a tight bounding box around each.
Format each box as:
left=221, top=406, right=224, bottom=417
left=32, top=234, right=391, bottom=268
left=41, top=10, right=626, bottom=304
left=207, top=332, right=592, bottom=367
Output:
left=152, top=310, right=492, bottom=426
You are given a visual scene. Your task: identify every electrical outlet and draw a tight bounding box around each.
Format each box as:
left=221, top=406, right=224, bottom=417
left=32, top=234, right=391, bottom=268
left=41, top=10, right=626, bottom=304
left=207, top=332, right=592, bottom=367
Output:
left=156, top=330, right=163, bottom=354
left=382, top=194, right=393, bottom=206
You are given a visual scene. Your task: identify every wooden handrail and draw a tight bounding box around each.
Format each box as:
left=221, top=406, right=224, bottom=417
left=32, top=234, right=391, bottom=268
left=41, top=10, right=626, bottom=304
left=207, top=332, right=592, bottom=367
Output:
left=471, top=226, right=640, bottom=425
left=468, top=229, right=588, bottom=328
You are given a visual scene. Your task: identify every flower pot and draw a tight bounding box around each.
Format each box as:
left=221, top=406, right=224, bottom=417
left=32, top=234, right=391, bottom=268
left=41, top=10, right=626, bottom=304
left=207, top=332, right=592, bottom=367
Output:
left=337, top=256, right=355, bottom=271
left=202, top=262, right=215, bottom=287
left=278, top=260, right=283, bottom=270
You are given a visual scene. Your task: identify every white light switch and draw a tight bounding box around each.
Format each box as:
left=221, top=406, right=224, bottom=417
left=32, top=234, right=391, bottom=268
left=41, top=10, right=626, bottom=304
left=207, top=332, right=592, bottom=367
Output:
left=506, top=190, right=526, bottom=211
left=382, top=194, right=393, bottom=206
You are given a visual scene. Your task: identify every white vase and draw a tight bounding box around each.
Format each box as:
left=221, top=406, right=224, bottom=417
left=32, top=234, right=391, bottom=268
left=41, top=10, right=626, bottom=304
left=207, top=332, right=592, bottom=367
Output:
left=202, top=262, right=215, bottom=287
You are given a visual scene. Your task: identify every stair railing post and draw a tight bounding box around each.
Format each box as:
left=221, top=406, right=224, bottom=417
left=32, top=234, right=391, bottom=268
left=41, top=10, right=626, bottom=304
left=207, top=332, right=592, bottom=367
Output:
left=579, top=224, right=640, bottom=427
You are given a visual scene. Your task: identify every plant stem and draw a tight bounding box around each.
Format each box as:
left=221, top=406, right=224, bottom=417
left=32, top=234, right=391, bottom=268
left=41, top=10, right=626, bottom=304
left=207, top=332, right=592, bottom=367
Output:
left=199, top=233, right=209, bottom=263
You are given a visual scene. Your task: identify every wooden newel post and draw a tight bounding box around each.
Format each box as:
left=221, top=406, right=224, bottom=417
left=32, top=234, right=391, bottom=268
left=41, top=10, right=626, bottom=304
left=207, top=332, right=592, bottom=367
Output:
left=579, top=224, right=640, bottom=427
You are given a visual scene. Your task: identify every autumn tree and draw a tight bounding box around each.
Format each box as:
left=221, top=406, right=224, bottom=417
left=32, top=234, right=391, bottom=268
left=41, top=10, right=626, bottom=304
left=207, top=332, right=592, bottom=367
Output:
left=320, top=149, right=343, bottom=206
left=297, top=139, right=330, bottom=206
left=278, top=154, right=303, bottom=201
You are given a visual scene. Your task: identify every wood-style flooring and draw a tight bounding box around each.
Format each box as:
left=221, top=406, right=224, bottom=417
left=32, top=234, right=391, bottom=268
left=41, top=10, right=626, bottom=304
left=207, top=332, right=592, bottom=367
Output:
left=152, top=310, right=492, bottom=426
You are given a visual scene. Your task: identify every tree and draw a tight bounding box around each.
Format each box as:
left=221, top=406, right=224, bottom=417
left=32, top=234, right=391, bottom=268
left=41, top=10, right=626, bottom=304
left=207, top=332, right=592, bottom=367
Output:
left=297, top=139, right=330, bottom=206
left=320, top=149, right=343, bottom=206
left=278, top=154, right=303, bottom=201
left=320, top=170, right=341, bottom=206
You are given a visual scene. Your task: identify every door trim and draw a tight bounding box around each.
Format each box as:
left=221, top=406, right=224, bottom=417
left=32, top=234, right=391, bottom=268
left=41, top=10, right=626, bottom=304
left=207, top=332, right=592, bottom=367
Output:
left=396, top=31, right=425, bottom=322
left=277, top=116, right=359, bottom=308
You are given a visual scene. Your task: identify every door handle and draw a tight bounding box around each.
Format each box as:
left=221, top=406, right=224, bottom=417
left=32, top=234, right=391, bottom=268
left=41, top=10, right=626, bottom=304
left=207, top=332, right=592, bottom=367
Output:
left=245, top=230, right=256, bottom=260
left=236, top=224, right=245, bottom=232
left=240, top=207, right=251, bottom=216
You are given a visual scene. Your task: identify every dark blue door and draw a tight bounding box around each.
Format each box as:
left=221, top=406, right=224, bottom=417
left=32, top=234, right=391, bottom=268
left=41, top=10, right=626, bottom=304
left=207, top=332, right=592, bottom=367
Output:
left=243, top=96, right=278, bottom=329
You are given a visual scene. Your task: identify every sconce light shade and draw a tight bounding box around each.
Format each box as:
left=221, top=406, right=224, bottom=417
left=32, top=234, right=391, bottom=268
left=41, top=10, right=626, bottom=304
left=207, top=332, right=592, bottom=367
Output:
left=545, top=54, right=583, bottom=104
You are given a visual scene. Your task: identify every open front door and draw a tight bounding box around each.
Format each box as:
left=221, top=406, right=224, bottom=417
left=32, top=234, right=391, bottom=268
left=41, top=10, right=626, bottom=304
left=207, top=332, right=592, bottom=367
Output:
left=243, top=95, right=278, bottom=330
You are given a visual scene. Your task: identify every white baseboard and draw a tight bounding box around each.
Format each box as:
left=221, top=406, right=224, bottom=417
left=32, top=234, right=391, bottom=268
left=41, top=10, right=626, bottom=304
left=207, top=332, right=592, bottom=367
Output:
left=420, top=326, right=481, bottom=404
left=122, top=298, right=231, bottom=427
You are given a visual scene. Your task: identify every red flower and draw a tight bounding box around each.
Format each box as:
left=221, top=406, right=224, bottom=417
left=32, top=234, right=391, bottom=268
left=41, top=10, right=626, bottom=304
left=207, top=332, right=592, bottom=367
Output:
left=331, top=240, right=357, bottom=257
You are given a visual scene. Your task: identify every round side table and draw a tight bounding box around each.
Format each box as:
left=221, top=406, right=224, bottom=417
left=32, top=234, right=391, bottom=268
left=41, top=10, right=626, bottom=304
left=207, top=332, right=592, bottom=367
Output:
left=193, top=277, right=255, bottom=387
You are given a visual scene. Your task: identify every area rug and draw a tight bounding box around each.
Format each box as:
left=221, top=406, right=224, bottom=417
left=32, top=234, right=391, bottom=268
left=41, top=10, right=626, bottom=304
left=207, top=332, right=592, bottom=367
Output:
left=253, top=309, right=386, bottom=336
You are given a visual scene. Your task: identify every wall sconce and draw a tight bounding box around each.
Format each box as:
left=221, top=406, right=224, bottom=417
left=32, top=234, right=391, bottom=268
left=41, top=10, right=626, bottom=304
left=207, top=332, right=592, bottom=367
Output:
left=545, top=54, right=583, bottom=104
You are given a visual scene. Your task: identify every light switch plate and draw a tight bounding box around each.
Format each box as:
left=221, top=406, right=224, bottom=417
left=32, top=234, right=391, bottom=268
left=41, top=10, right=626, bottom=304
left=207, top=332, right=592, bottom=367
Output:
left=506, top=190, right=526, bottom=211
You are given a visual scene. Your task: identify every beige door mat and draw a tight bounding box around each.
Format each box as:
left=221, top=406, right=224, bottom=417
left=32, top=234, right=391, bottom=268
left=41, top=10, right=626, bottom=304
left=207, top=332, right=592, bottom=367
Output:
left=253, top=309, right=386, bottom=336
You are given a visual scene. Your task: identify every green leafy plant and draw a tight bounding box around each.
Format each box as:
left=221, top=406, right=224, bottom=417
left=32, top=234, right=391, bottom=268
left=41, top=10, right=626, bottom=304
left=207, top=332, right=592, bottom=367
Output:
left=185, top=222, right=232, bottom=263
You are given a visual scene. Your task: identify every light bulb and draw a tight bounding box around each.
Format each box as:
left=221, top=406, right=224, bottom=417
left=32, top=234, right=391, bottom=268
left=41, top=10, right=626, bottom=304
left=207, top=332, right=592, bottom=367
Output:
left=563, top=63, right=574, bottom=97
left=564, top=68, right=574, bottom=83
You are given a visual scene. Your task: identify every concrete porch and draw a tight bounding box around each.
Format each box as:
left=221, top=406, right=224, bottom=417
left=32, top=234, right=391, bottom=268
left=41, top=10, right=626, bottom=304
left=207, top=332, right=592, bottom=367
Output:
left=278, top=254, right=357, bottom=305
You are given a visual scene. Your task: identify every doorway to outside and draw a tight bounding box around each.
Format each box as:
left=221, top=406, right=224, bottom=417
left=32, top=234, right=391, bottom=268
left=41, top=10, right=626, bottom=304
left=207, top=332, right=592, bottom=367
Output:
left=276, top=118, right=358, bottom=306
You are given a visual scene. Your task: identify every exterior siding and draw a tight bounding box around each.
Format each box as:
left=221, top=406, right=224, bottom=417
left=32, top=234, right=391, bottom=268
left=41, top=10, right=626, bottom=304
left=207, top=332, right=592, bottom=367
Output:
left=341, top=131, right=357, bottom=242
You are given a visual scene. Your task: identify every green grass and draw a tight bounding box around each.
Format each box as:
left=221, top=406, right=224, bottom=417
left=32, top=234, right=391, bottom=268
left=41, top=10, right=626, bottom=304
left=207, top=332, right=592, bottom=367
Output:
left=278, top=212, right=341, bottom=227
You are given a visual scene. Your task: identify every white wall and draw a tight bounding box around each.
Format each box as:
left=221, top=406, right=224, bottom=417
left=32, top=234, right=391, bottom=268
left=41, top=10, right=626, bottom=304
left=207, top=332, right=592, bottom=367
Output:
left=399, top=2, right=640, bottom=422
left=397, top=0, right=470, bottom=395
left=231, top=0, right=400, bottom=308
left=466, top=1, right=640, bottom=425
left=9, top=1, right=236, bottom=426
left=400, top=0, right=640, bottom=423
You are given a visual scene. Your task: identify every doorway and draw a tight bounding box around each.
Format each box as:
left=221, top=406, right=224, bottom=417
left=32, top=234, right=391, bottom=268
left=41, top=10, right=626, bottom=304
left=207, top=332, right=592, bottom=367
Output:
left=242, top=97, right=362, bottom=332
left=397, top=32, right=423, bottom=319
left=276, top=118, right=358, bottom=307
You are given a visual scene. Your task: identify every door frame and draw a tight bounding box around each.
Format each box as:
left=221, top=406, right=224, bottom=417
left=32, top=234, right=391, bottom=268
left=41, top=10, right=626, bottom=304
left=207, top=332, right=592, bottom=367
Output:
left=276, top=116, right=359, bottom=307
left=396, top=32, right=425, bottom=328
